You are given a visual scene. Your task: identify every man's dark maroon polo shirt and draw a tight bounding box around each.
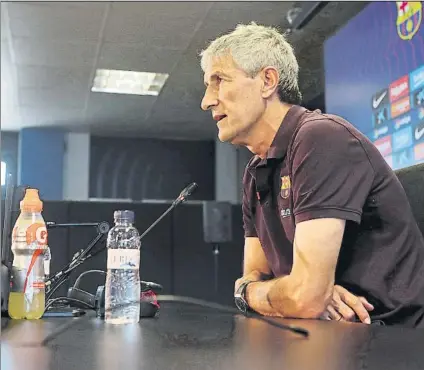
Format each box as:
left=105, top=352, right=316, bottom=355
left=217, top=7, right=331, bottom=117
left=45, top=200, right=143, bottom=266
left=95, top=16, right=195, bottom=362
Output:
left=242, top=105, right=424, bottom=327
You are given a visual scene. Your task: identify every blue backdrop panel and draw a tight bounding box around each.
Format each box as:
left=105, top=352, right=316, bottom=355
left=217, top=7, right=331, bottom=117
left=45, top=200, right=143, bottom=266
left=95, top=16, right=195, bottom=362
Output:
left=19, top=128, right=65, bottom=200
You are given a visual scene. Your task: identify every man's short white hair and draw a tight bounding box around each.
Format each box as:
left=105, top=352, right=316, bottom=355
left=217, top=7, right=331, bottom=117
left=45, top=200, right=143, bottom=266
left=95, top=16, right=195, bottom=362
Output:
left=200, top=22, right=302, bottom=104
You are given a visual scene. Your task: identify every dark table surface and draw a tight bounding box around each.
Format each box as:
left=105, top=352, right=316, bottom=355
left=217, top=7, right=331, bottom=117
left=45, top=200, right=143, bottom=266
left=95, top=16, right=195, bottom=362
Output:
left=1, top=303, right=424, bottom=370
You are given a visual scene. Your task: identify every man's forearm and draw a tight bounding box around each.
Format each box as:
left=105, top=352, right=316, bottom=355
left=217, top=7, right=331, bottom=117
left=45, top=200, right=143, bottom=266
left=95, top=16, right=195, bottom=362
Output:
left=245, top=276, right=300, bottom=317
left=245, top=279, right=281, bottom=316
left=246, top=275, right=324, bottom=318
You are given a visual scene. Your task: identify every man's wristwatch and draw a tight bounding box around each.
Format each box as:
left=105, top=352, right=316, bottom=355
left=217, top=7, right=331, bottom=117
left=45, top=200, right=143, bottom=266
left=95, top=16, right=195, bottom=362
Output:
left=234, top=280, right=252, bottom=314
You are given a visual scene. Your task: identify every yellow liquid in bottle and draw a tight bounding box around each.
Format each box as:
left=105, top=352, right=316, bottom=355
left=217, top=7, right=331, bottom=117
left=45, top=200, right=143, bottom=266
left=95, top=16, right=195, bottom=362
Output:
left=8, top=291, right=45, bottom=320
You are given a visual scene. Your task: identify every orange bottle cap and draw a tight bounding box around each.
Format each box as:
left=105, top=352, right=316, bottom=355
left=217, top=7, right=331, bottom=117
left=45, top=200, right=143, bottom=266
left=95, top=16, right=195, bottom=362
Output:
left=20, top=188, right=43, bottom=212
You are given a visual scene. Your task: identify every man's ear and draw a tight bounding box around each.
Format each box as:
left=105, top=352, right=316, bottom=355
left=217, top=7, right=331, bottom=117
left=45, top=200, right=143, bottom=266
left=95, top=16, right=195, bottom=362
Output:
left=261, top=67, right=279, bottom=99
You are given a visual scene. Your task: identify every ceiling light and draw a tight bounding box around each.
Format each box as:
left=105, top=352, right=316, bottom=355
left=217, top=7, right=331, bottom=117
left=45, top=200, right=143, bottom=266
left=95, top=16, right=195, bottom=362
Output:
left=91, top=69, right=169, bottom=96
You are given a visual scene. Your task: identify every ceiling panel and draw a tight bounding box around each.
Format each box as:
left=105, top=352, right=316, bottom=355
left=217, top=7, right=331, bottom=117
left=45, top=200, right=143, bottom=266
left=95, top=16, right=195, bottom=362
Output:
left=142, top=45, right=206, bottom=123
left=19, top=87, right=86, bottom=110
left=17, top=65, right=92, bottom=90
left=103, top=2, right=212, bottom=49
left=144, top=58, right=207, bottom=127
left=145, top=92, right=208, bottom=131
left=204, top=1, right=292, bottom=26
left=7, top=2, right=106, bottom=42
left=165, top=50, right=205, bottom=86
left=84, top=92, right=157, bottom=123
left=187, top=2, right=294, bottom=53
left=98, top=42, right=182, bottom=73
left=13, top=38, right=97, bottom=67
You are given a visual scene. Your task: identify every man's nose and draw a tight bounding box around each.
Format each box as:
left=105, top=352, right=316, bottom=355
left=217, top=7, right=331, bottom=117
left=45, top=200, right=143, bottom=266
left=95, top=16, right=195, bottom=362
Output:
left=201, top=90, right=218, bottom=111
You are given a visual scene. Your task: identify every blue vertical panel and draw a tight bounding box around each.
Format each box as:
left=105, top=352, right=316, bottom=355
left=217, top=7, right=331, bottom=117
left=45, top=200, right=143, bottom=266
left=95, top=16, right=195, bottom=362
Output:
left=19, top=128, right=65, bottom=200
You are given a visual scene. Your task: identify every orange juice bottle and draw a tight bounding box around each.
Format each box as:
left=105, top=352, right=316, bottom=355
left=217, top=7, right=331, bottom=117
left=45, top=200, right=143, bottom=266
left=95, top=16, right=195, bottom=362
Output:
left=8, top=188, right=48, bottom=319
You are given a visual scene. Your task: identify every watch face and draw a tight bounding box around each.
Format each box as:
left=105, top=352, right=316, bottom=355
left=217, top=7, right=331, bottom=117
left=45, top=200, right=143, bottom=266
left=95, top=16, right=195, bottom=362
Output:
left=235, top=297, right=248, bottom=313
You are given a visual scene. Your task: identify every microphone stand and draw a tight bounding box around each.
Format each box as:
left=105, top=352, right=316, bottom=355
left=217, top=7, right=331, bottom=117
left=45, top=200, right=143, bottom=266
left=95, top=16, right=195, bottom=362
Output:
left=126, top=182, right=198, bottom=245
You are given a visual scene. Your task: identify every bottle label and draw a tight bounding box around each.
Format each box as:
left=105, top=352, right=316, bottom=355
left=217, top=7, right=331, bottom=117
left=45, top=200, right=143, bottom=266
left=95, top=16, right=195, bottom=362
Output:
left=13, top=224, right=48, bottom=252
left=26, top=223, right=48, bottom=246
left=107, top=249, right=140, bottom=269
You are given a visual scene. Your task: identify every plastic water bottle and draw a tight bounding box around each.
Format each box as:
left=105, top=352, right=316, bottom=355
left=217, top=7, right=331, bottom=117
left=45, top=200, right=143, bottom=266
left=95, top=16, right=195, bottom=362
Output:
left=105, top=210, right=141, bottom=324
left=8, top=188, right=48, bottom=320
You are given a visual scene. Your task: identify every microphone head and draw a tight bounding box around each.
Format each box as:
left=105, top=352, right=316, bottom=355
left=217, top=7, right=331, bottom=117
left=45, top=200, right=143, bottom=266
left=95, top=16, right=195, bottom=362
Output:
left=174, top=182, right=198, bottom=205
left=177, top=182, right=198, bottom=203
left=184, top=182, right=198, bottom=196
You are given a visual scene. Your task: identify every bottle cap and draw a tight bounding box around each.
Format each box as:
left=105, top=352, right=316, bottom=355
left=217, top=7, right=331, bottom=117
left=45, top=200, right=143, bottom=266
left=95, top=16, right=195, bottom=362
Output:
left=114, top=210, right=134, bottom=223
left=20, top=188, right=43, bottom=212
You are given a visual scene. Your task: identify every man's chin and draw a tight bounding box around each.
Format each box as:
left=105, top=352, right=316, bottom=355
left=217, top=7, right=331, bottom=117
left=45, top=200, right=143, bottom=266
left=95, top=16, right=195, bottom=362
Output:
left=218, top=128, right=249, bottom=146
left=217, top=128, right=236, bottom=143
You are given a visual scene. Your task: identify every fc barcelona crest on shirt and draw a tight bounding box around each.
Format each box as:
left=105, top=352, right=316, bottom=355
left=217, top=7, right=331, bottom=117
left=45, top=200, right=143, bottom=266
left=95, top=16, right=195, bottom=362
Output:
left=280, top=176, right=291, bottom=199
left=396, top=2, right=422, bottom=41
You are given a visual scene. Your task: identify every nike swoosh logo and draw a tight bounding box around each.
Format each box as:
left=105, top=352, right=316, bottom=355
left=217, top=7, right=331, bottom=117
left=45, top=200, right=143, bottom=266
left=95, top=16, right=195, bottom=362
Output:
left=416, top=126, right=424, bottom=140
left=373, top=91, right=387, bottom=109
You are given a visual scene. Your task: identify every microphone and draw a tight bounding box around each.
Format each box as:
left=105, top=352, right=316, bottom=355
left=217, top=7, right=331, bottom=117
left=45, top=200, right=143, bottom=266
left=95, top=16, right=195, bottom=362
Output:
left=173, top=182, right=198, bottom=206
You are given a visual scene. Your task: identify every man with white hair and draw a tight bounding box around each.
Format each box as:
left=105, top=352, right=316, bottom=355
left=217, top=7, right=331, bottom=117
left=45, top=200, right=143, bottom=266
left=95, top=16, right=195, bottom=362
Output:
left=200, top=23, right=424, bottom=327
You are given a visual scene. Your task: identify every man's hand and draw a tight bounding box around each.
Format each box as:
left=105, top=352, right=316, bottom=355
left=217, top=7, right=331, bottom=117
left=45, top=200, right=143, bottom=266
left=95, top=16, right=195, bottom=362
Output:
left=322, top=285, right=374, bottom=324
left=234, top=270, right=263, bottom=296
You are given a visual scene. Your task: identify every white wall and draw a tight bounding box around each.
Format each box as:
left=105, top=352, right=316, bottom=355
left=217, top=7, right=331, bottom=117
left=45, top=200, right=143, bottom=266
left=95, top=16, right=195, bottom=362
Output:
left=63, top=132, right=90, bottom=201
left=215, top=139, right=252, bottom=204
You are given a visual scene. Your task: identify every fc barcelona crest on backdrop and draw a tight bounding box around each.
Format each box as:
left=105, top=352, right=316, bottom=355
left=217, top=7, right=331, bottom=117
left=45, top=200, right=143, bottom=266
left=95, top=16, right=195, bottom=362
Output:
left=396, top=2, right=422, bottom=41
left=280, top=176, right=291, bottom=199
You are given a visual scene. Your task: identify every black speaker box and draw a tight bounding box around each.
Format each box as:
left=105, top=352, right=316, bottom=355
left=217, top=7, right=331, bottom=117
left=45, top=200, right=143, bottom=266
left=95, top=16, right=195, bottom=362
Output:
left=202, top=201, right=233, bottom=244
